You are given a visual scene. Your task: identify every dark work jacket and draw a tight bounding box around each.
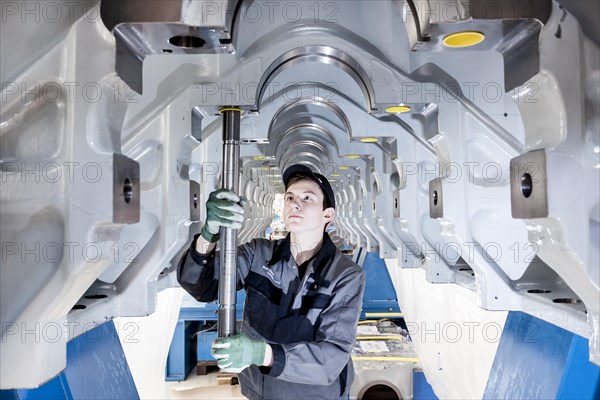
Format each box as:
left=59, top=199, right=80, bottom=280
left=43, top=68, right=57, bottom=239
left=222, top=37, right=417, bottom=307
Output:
left=177, top=232, right=365, bottom=400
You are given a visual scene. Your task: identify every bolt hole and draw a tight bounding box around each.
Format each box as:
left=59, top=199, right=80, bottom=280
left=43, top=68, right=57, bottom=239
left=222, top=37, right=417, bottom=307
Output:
left=169, top=35, right=205, bottom=48
left=123, top=178, right=133, bottom=204
left=72, top=304, right=86, bottom=310
left=84, top=294, right=107, bottom=300
left=527, top=289, right=552, bottom=294
left=193, top=193, right=198, bottom=209
left=521, top=173, right=532, bottom=198
left=503, top=112, right=508, bottom=117
left=162, top=49, right=173, bottom=53
left=433, top=190, right=438, bottom=206
left=553, top=298, right=582, bottom=304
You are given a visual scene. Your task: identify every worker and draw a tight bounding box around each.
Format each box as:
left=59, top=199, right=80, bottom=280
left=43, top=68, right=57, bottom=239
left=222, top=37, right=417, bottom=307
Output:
left=177, top=164, right=365, bottom=400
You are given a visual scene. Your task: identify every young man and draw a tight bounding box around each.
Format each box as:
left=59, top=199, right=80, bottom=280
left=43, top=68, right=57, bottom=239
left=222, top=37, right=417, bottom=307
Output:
left=177, top=164, right=365, bottom=400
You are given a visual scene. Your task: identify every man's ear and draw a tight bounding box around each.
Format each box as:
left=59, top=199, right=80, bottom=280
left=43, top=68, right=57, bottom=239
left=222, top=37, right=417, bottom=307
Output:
left=323, top=208, right=335, bottom=223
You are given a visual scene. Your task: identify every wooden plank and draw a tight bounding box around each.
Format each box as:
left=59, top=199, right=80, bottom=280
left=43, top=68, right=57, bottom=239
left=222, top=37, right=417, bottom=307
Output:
left=196, top=360, right=218, bottom=376
left=216, top=372, right=239, bottom=385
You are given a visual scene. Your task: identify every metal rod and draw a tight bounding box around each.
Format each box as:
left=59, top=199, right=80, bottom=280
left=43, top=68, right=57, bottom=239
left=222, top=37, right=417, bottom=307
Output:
left=218, top=107, right=241, bottom=338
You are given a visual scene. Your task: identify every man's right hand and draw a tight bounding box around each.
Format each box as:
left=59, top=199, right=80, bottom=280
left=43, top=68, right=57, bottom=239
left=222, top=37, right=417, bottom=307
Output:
left=201, top=189, right=245, bottom=243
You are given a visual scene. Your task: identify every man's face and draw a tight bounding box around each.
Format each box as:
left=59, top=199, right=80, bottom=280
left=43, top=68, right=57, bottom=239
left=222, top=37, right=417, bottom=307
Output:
left=283, top=179, right=334, bottom=235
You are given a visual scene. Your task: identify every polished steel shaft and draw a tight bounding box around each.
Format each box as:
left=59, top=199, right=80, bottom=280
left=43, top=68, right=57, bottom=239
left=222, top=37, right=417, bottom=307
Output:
left=218, top=108, right=241, bottom=338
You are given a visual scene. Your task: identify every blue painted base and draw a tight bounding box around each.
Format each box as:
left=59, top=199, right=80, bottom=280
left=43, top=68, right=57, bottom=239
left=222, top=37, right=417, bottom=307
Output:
left=0, top=320, right=138, bottom=400
left=360, top=252, right=401, bottom=319
left=165, top=320, right=200, bottom=381
left=413, top=369, right=438, bottom=400
left=197, top=330, right=218, bottom=362
left=556, top=335, right=600, bottom=399
left=485, top=311, right=600, bottom=399
left=166, top=291, right=246, bottom=381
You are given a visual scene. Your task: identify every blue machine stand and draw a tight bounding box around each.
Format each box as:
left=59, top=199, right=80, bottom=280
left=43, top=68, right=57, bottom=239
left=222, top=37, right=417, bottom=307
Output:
left=484, top=311, right=600, bottom=399
left=413, top=369, right=438, bottom=400
left=0, top=320, right=138, bottom=400
left=165, top=291, right=245, bottom=381
left=359, top=251, right=402, bottom=320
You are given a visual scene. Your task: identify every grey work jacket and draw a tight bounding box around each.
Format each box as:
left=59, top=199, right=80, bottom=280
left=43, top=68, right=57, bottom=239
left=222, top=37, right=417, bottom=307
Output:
left=177, top=232, right=365, bottom=400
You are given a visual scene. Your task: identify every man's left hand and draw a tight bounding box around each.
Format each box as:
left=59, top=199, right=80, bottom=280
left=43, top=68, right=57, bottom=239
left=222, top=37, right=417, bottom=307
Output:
left=211, top=333, right=267, bottom=373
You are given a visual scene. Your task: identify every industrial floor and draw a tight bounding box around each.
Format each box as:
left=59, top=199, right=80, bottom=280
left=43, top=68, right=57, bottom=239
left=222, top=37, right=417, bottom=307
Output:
left=160, top=370, right=244, bottom=400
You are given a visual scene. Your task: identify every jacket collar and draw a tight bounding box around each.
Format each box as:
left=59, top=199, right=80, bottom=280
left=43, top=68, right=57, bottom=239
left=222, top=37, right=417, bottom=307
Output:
left=267, top=232, right=337, bottom=280
left=267, top=234, right=293, bottom=266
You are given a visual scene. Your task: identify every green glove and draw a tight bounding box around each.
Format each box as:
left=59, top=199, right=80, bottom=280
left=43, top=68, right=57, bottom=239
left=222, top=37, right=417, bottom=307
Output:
left=201, top=189, right=245, bottom=243
left=211, top=333, right=266, bottom=373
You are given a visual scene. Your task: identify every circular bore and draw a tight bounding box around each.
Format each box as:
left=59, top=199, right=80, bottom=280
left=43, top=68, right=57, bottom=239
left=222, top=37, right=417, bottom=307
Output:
left=553, top=298, right=582, bottom=304
left=359, top=383, right=401, bottom=400
left=123, top=178, right=133, bottom=204
left=219, top=107, right=242, bottom=113
left=521, top=173, right=533, bottom=198
left=84, top=294, right=108, bottom=299
left=168, top=35, right=205, bottom=48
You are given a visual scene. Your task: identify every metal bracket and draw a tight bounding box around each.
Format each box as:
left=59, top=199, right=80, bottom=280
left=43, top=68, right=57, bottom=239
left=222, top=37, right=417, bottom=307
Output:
left=113, top=154, right=140, bottom=224
left=114, top=23, right=234, bottom=94
left=429, top=177, right=443, bottom=219
left=510, top=149, right=548, bottom=219
left=393, top=189, right=401, bottom=218
left=190, top=181, right=201, bottom=222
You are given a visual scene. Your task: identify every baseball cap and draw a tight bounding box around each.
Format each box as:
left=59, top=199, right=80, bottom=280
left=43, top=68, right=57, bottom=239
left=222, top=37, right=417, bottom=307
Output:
left=282, top=164, right=336, bottom=209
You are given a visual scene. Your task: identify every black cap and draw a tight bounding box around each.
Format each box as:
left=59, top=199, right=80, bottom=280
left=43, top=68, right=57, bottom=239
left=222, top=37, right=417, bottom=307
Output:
left=282, top=164, right=336, bottom=209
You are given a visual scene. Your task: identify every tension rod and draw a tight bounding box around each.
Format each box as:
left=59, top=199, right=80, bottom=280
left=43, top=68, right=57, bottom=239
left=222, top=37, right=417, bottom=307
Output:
left=218, top=106, right=241, bottom=338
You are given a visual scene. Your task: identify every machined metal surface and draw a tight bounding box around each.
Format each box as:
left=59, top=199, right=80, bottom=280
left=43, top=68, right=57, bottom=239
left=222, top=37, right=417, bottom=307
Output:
left=510, top=149, right=548, bottom=219
left=218, top=109, right=241, bottom=338
left=428, top=178, right=444, bottom=219
left=257, top=45, right=377, bottom=112
left=112, top=153, right=140, bottom=224
left=114, top=23, right=234, bottom=94
left=189, top=180, right=201, bottom=222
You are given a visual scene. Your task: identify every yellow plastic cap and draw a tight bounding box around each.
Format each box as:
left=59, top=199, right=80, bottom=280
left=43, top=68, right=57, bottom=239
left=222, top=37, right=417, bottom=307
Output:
left=443, top=31, right=485, bottom=48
